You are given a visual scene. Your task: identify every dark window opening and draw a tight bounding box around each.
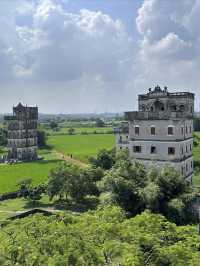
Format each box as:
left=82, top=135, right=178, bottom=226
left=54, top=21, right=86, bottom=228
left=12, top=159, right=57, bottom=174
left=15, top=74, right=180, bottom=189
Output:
left=168, top=126, right=174, bottom=135
left=151, top=146, right=156, bottom=154
left=133, top=146, right=141, bottom=153
left=135, top=127, right=139, bottom=135
left=151, top=127, right=156, bottom=135
left=179, top=105, right=185, bottom=112
left=168, top=147, right=175, bottom=155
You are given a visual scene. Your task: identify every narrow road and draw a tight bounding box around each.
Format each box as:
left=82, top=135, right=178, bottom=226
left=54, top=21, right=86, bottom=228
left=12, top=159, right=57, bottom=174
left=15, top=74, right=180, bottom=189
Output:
left=53, top=150, right=88, bottom=167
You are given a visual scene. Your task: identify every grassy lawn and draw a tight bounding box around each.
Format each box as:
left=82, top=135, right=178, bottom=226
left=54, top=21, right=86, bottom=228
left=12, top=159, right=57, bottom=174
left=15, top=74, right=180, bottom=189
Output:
left=48, top=134, right=115, bottom=161
left=0, top=195, right=52, bottom=221
left=0, top=134, right=115, bottom=194
left=0, top=149, right=62, bottom=194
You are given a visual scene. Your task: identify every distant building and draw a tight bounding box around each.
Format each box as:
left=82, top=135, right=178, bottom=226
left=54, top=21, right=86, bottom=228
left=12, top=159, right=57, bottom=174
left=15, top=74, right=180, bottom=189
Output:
left=4, top=103, right=38, bottom=161
left=115, top=86, right=194, bottom=183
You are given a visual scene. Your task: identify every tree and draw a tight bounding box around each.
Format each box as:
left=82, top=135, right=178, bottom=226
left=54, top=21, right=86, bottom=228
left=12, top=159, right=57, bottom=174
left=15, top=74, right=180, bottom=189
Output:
left=47, top=162, right=99, bottom=202
left=68, top=128, right=75, bottom=135
left=98, top=150, right=146, bottom=215
left=17, top=178, right=44, bottom=202
left=1, top=207, right=200, bottom=265
left=95, top=118, right=105, bottom=127
left=89, top=149, right=116, bottom=170
left=99, top=150, right=198, bottom=224
left=49, top=121, right=58, bottom=130
left=37, top=130, right=47, bottom=148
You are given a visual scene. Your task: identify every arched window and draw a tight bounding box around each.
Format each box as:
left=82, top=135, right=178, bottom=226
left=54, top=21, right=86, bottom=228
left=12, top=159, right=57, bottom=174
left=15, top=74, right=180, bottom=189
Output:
left=154, top=100, right=164, bottom=111
left=179, top=105, right=185, bottom=112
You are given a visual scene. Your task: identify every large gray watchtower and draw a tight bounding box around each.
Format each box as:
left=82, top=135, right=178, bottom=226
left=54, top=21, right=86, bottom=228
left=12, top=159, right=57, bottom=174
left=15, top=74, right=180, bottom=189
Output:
left=115, top=86, right=194, bottom=182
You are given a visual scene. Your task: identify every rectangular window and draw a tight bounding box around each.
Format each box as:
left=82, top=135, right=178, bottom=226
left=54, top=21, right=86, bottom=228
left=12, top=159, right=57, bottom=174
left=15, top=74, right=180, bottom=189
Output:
left=135, top=126, right=139, bottom=135
left=168, top=147, right=175, bottom=155
left=133, top=146, right=141, bottom=153
left=182, top=166, right=184, bottom=175
left=168, top=126, right=174, bottom=135
left=151, top=146, right=156, bottom=154
left=181, top=127, right=184, bottom=135
left=191, top=161, right=193, bottom=169
left=151, top=127, right=156, bottom=135
left=186, top=126, right=188, bottom=134
left=190, top=126, right=192, bottom=133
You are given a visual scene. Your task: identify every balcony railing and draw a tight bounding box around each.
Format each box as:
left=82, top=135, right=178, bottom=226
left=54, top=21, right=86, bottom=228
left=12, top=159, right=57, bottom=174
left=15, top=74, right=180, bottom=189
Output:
left=125, top=111, right=193, bottom=121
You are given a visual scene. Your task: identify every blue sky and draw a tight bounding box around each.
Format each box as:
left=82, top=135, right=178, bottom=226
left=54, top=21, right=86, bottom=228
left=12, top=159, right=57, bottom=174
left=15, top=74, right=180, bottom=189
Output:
left=0, top=0, right=199, bottom=113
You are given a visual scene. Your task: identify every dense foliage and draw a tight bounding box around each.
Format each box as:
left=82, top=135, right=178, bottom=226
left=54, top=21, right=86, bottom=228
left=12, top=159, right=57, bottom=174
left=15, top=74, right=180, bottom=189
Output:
left=89, top=148, right=116, bottom=170
left=17, top=178, right=45, bottom=202
left=37, top=130, right=47, bottom=148
left=98, top=150, right=198, bottom=225
left=0, top=206, right=200, bottom=265
left=47, top=162, right=103, bottom=202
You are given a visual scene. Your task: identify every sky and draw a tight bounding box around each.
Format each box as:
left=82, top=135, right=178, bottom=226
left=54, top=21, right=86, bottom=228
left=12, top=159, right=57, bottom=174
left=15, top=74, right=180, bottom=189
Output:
left=0, top=0, right=200, bottom=114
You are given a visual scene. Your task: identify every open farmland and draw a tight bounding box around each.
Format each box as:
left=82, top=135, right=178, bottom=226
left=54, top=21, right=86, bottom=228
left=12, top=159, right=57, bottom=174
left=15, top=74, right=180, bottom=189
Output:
left=0, top=149, right=61, bottom=194
left=0, top=134, right=115, bottom=193
left=48, top=134, right=115, bottom=161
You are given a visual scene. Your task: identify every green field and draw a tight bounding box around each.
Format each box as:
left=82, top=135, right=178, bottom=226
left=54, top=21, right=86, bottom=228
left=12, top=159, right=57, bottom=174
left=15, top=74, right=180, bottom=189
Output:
left=0, top=195, right=52, bottom=221
left=0, top=159, right=60, bottom=194
left=0, top=149, right=62, bottom=193
left=0, top=134, right=115, bottom=194
left=48, top=134, right=115, bottom=161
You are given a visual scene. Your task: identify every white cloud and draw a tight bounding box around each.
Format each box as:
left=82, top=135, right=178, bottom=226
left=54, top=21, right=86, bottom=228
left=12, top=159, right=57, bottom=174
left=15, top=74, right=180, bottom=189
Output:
left=12, top=0, right=133, bottom=84
left=0, top=0, right=135, bottom=113
left=136, top=0, right=200, bottom=108
left=1, top=0, right=200, bottom=113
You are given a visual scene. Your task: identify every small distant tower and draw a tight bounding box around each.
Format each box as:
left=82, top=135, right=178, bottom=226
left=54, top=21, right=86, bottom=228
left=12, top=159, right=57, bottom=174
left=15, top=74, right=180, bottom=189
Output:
left=4, top=103, right=38, bottom=161
left=115, top=86, right=195, bottom=183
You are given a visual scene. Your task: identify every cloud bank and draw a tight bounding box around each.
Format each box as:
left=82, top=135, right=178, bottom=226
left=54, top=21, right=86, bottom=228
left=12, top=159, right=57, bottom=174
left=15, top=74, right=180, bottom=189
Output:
left=0, top=0, right=200, bottom=113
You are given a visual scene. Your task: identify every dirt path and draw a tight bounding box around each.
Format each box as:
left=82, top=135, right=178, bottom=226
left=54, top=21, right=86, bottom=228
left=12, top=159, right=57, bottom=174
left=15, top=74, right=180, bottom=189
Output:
left=53, top=150, right=88, bottom=167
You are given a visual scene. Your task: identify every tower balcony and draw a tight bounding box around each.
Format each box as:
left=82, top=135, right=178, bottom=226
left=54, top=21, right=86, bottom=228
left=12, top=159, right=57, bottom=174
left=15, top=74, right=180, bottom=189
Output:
left=125, top=111, right=193, bottom=121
